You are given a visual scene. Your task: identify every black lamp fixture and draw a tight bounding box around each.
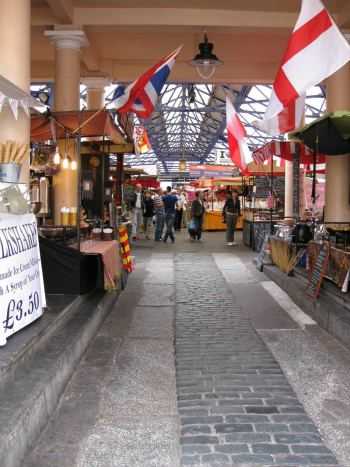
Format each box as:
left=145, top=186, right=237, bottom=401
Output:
left=190, top=33, right=223, bottom=80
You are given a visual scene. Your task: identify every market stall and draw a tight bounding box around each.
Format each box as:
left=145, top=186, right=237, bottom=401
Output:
left=30, top=110, right=133, bottom=294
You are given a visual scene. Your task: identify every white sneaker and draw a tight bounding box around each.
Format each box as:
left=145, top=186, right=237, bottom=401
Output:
left=227, top=242, right=234, bottom=246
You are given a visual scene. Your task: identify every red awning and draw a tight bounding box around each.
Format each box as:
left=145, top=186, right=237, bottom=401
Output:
left=252, top=140, right=325, bottom=164
left=31, top=110, right=126, bottom=144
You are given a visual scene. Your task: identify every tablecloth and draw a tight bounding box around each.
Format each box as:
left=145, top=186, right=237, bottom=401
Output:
left=80, top=240, right=122, bottom=290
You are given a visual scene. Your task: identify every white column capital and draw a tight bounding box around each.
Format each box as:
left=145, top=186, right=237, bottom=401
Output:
left=82, top=76, right=110, bottom=90
left=45, top=30, right=89, bottom=50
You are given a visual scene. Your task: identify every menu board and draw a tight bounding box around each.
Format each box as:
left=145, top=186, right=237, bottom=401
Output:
left=307, top=242, right=330, bottom=299
left=255, top=176, right=285, bottom=201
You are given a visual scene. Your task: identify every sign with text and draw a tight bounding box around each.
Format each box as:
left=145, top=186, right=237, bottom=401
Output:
left=0, top=213, right=46, bottom=346
left=307, top=241, right=329, bottom=299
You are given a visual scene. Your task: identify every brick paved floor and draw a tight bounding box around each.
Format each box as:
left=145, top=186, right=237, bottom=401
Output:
left=175, top=252, right=339, bottom=467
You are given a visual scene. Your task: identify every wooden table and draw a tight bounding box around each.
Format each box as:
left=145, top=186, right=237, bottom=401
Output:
left=80, top=240, right=122, bottom=290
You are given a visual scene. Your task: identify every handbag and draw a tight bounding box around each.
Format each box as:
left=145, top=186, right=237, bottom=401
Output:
left=188, top=218, right=197, bottom=232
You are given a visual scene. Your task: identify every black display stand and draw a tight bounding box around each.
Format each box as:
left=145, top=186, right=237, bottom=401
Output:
left=39, top=237, right=104, bottom=295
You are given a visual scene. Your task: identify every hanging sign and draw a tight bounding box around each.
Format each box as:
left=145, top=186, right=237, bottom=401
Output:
left=0, top=213, right=46, bottom=346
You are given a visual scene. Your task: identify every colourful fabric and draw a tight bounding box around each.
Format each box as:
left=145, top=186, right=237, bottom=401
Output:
left=80, top=240, right=121, bottom=290
left=111, top=46, right=182, bottom=118
left=226, top=96, right=252, bottom=172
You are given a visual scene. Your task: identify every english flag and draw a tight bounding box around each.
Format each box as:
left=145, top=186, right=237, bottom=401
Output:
left=226, top=96, right=252, bottom=173
left=265, top=0, right=350, bottom=119
left=111, top=46, right=182, bottom=119
left=255, top=94, right=305, bottom=136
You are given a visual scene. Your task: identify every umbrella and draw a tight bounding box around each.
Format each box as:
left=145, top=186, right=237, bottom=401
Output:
left=291, top=111, right=350, bottom=155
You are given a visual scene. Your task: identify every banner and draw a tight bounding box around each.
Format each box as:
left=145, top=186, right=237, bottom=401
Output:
left=189, top=164, right=235, bottom=178
left=133, top=126, right=151, bottom=154
left=0, top=213, right=46, bottom=346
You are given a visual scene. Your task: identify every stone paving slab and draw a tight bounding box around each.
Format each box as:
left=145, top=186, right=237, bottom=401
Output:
left=23, top=249, right=180, bottom=467
left=128, top=306, right=175, bottom=339
left=175, top=252, right=340, bottom=467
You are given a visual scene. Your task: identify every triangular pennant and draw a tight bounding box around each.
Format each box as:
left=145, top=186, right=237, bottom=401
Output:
left=20, top=99, right=30, bottom=117
left=8, top=98, right=19, bottom=120
left=0, top=92, right=6, bottom=112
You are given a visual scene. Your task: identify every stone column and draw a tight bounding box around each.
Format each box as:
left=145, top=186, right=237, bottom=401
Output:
left=325, top=63, right=350, bottom=223
left=0, top=0, right=31, bottom=183
left=284, top=161, right=293, bottom=219
left=45, top=30, right=88, bottom=224
left=82, top=77, right=109, bottom=110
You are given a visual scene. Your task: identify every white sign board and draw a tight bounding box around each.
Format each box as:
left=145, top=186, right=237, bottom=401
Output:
left=0, top=213, right=46, bottom=346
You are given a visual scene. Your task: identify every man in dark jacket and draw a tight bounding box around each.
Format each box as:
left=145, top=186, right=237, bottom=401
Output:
left=190, top=191, right=205, bottom=241
left=222, top=190, right=241, bottom=246
left=162, top=186, right=178, bottom=243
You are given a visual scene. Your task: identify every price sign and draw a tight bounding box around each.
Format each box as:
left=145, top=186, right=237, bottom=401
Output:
left=307, top=242, right=329, bottom=299
left=0, top=213, right=46, bottom=346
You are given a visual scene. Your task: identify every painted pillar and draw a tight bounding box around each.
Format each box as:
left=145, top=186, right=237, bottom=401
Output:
left=82, top=77, right=109, bottom=110
left=45, top=30, right=88, bottom=224
left=325, top=63, right=350, bottom=223
left=284, top=161, right=293, bottom=219
left=0, top=0, right=31, bottom=183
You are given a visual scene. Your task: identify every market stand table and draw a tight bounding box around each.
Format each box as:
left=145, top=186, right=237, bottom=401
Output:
left=308, top=241, right=350, bottom=292
left=80, top=240, right=122, bottom=290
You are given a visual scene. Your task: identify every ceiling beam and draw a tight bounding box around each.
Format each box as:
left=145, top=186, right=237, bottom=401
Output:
left=338, top=4, right=350, bottom=27
left=74, top=8, right=297, bottom=29
left=45, top=0, right=73, bottom=24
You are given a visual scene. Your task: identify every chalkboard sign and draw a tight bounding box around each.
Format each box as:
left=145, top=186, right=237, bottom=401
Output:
left=255, top=176, right=285, bottom=201
left=307, top=242, right=330, bottom=299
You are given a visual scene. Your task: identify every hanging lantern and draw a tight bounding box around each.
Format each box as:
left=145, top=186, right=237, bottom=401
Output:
left=190, top=33, right=223, bottom=80
left=179, top=159, right=187, bottom=172
left=53, top=147, right=61, bottom=165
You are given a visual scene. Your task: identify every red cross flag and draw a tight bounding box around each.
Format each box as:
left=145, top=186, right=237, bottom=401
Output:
left=255, top=94, right=305, bottom=136
left=226, top=96, right=252, bottom=173
left=265, top=0, right=350, bottom=120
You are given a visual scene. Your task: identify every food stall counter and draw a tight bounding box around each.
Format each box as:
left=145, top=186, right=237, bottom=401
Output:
left=203, top=210, right=243, bottom=231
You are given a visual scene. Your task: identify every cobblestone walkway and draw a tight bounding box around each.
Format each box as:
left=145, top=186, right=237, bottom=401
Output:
left=175, top=252, right=339, bottom=467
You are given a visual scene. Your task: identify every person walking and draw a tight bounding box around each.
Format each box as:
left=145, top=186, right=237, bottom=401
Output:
left=190, top=191, right=205, bottom=241
left=153, top=188, right=165, bottom=241
left=143, top=190, right=154, bottom=240
left=130, top=183, right=143, bottom=240
left=162, top=186, right=177, bottom=243
left=175, top=191, right=186, bottom=231
left=223, top=190, right=241, bottom=246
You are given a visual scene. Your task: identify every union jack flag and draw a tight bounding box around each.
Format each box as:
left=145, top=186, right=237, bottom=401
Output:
left=111, top=46, right=182, bottom=119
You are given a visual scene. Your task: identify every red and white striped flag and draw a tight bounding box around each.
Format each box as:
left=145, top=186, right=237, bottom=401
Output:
left=255, top=95, right=305, bottom=136
left=226, top=96, right=252, bottom=173
left=265, top=0, right=350, bottom=119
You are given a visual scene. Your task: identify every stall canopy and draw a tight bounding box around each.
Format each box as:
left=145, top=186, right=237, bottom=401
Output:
left=291, top=111, right=350, bottom=155
left=0, top=74, right=45, bottom=118
left=245, top=160, right=285, bottom=177
left=31, top=110, right=126, bottom=144
left=252, top=140, right=325, bottom=164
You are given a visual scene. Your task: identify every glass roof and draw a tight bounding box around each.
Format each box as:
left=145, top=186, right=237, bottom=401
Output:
left=31, top=82, right=326, bottom=180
